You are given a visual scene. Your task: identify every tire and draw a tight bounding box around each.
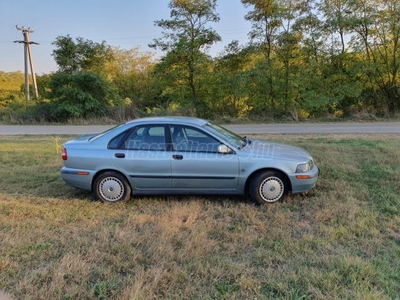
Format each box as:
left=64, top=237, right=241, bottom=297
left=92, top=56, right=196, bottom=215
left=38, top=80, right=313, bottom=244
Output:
left=249, top=171, right=288, bottom=204
left=93, top=171, right=131, bottom=203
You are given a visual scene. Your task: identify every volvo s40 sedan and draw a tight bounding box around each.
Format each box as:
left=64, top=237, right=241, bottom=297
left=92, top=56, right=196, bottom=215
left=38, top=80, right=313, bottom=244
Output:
left=61, top=117, right=319, bottom=204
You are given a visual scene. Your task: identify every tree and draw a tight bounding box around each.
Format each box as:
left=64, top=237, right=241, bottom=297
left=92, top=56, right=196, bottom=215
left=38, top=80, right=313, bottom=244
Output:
left=47, top=36, right=131, bottom=121
left=319, top=0, right=352, bottom=57
left=47, top=72, right=122, bottom=121
left=242, top=0, right=283, bottom=117
left=52, top=35, right=113, bottom=74
left=150, top=0, right=221, bottom=116
left=211, top=41, right=254, bottom=118
left=346, top=0, right=400, bottom=113
left=275, top=0, right=303, bottom=113
left=105, top=47, right=158, bottom=107
left=293, top=0, right=324, bottom=63
left=366, top=0, right=400, bottom=113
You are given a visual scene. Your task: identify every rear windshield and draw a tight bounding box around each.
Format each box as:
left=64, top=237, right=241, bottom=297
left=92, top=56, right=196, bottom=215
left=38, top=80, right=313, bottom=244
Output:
left=89, top=124, right=124, bottom=141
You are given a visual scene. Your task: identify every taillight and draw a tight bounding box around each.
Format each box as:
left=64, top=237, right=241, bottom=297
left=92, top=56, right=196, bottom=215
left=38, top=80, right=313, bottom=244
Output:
left=62, top=148, right=67, bottom=160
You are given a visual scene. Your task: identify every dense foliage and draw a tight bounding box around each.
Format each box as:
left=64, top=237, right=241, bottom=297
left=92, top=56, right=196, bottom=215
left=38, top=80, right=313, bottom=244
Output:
left=38, top=72, right=123, bottom=121
left=0, top=71, right=24, bottom=109
left=1, top=0, right=399, bottom=122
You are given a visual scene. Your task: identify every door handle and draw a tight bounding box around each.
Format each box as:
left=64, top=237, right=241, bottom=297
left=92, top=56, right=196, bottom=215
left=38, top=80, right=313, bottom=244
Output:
left=173, top=154, right=183, bottom=160
left=115, top=153, right=125, bottom=158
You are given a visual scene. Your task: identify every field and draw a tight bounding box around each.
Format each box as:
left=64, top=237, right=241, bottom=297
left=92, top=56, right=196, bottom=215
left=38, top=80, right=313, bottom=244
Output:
left=0, top=134, right=399, bottom=300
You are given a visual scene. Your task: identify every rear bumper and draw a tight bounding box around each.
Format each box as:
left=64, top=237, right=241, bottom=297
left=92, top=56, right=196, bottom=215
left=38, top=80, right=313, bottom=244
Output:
left=61, top=167, right=95, bottom=191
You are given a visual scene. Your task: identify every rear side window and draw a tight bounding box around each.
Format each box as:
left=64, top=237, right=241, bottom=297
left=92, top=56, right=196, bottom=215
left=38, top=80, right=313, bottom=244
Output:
left=108, top=130, right=129, bottom=149
left=124, top=125, right=167, bottom=151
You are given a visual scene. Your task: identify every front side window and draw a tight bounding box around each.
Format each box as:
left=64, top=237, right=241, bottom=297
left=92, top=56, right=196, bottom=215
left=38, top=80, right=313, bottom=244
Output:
left=204, top=122, right=246, bottom=149
left=171, top=125, right=220, bottom=152
left=124, top=125, right=166, bottom=151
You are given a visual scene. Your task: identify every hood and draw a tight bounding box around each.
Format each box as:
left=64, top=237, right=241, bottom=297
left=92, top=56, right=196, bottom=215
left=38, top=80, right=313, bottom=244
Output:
left=241, top=139, right=312, bottom=162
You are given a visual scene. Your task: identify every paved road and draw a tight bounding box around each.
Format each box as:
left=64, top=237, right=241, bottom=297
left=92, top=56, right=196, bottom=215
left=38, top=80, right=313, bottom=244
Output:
left=0, top=122, right=399, bottom=135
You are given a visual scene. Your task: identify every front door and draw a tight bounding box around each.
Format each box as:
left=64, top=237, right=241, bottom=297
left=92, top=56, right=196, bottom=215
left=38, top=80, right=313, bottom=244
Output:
left=170, top=125, right=239, bottom=190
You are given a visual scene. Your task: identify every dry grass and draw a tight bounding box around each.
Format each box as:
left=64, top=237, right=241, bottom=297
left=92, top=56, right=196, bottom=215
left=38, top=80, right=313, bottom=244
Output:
left=0, top=134, right=399, bottom=299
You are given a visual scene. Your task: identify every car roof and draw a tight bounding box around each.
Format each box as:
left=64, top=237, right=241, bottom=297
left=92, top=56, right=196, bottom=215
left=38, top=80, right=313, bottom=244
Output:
left=125, top=116, right=208, bottom=127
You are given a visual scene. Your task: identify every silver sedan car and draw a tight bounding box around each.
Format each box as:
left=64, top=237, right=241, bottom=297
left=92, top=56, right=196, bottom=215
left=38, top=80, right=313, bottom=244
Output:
left=61, top=117, right=319, bottom=204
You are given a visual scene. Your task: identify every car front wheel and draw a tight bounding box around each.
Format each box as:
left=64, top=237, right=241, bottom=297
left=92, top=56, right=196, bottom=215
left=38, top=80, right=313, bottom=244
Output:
left=249, top=171, right=288, bottom=204
left=94, top=171, right=131, bottom=203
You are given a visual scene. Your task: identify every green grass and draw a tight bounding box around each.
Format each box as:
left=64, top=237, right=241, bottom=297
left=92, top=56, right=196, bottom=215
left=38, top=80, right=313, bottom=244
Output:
left=0, top=134, right=399, bottom=299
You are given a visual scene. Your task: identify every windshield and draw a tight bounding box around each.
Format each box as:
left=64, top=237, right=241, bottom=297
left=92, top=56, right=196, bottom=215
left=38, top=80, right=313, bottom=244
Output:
left=205, top=122, right=247, bottom=149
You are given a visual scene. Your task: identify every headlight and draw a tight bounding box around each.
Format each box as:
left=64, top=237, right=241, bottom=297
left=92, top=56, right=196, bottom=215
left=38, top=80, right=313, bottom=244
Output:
left=296, top=160, right=314, bottom=173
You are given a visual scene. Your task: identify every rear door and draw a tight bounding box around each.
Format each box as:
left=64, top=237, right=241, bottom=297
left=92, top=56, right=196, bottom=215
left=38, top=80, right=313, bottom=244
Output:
left=111, top=125, right=171, bottom=190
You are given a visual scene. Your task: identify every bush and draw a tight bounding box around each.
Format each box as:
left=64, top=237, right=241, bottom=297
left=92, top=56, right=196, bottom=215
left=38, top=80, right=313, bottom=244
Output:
left=46, top=71, right=123, bottom=121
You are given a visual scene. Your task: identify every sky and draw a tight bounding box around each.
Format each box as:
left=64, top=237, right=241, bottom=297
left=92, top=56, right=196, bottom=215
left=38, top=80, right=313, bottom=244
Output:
left=0, top=0, right=252, bottom=74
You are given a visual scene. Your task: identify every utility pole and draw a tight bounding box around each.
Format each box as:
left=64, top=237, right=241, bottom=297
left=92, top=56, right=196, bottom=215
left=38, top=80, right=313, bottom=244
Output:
left=14, top=25, right=39, bottom=101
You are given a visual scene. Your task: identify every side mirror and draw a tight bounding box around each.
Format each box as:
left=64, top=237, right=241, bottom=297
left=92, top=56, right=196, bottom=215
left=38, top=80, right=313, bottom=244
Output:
left=218, top=144, right=232, bottom=154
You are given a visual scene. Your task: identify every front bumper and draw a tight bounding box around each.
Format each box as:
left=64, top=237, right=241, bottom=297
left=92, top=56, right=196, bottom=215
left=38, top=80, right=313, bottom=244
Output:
left=288, top=165, right=320, bottom=194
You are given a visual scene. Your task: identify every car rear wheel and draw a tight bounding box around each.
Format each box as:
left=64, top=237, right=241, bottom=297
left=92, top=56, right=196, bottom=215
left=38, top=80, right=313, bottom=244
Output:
left=94, top=171, right=131, bottom=203
left=249, top=171, right=288, bottom=204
